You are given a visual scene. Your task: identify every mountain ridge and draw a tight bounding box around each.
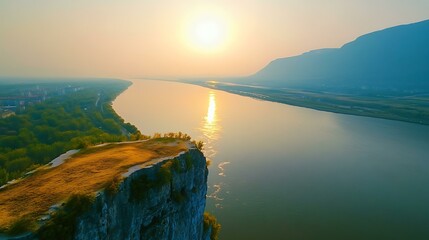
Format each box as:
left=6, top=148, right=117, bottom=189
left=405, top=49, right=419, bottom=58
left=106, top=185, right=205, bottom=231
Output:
left=245, top=19, right=429, bottom=92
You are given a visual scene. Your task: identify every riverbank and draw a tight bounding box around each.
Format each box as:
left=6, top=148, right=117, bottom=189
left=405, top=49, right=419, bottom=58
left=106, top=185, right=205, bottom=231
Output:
left=189, top=80, right=429, bottom=125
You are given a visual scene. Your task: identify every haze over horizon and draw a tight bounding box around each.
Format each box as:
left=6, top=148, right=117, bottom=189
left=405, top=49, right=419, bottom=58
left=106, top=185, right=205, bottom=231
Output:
left=1, top=0, right=429, bottom=79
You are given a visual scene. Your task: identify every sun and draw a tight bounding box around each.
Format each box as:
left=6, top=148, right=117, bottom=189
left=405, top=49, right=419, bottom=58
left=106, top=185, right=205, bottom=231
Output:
left=186, top=12, right=228, bottom=52
left=193, top=20, right=223, bottom=48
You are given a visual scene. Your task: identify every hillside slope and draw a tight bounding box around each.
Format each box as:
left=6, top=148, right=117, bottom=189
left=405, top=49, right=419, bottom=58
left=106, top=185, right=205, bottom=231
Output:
left=247, top=20, right=429, bottom=92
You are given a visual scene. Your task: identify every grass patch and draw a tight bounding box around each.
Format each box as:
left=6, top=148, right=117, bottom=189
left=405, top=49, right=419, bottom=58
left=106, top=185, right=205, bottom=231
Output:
left=74, top=144, right=119, bottom=156
left=203, top=212, right=221, bottom=240
left=152, top=137, right=177, bottom=144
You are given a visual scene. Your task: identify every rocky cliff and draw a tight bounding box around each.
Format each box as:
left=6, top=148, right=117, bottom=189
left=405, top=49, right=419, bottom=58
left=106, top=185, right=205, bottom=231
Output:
left=0, top=140, right=214, bottom=240
left=72, top=148, right=209, bottom=240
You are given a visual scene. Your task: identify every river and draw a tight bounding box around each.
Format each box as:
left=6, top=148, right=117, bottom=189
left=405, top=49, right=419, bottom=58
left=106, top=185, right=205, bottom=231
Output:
left=113, top=79, right=429, bottom=240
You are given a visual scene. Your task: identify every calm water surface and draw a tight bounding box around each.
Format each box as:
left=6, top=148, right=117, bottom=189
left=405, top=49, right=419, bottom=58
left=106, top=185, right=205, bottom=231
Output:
left=113, top=79, right=429, bottom=240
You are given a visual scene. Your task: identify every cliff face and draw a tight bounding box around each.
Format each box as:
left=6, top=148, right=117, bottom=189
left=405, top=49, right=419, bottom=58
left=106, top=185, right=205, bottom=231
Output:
left=73, top=148, right=209, bottom=240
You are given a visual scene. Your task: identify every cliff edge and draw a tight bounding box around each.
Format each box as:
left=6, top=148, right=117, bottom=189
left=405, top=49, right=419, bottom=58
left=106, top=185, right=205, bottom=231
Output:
left=0, top=138, right=214, bottom=240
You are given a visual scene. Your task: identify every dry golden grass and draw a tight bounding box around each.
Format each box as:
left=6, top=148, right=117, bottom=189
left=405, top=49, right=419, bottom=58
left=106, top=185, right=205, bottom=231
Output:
left=0, top=138, right=188, bottom=229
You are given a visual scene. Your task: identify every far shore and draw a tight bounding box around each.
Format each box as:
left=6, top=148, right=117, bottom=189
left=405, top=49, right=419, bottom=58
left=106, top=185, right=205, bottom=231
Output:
left=182, top=80, right=429, bottom=126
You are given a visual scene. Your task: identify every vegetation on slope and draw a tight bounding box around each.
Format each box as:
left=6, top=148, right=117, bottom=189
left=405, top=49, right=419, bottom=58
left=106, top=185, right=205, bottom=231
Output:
left=0, top=79, right=141, bottom=185
left=204, top=212, right=221, bottom=240
left=37, top=194, right=95, bottom=240
left=129, top=150, right=195, bottom=203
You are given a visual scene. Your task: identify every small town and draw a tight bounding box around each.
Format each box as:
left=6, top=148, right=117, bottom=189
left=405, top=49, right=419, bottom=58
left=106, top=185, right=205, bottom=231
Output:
left=0, top=84, right=83, bottom=118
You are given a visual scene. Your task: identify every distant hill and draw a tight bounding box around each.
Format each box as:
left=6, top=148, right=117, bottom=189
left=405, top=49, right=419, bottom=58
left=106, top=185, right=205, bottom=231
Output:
left=243, top=20, right=429, bottom=92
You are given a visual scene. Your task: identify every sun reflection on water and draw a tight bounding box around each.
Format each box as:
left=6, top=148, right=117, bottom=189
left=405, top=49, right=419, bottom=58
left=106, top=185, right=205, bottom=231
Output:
left=203, top=92, right=219, bottom=139
left=201, top=92, right=220, bottom=161
left=200, top=91, right=229, bottom=207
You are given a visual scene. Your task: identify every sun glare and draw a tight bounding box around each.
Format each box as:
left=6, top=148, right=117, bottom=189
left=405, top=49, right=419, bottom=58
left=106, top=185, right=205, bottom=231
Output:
left=186, top=11, right=228, bottom=52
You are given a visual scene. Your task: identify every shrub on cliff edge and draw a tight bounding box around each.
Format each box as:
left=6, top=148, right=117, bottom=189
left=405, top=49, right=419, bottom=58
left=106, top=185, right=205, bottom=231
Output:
left=4, top=217, right=36, bottom=236
left=203, top=212, right=221, bottom=240
left=104, top=176, right=122, bottom=196
left=37, top=194, right=94, bottom=240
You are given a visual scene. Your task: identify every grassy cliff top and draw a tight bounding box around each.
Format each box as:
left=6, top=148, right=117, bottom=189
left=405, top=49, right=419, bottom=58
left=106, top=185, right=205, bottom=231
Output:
left=0, top=138, right=189, bottom=230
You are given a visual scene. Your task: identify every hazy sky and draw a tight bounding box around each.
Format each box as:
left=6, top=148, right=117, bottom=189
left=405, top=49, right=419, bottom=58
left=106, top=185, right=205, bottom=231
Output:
left=1, top=0, right=428, bottom=78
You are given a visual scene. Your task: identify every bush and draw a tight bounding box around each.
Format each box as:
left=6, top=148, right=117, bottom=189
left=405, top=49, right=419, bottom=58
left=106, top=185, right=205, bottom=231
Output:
left=193, top=140, right=204, bottom=150
left=129, top=174, right=153, bottom=202
left=157, top=161, right=173, bottom=185
left=171, top=158, right=182, bottom=173
left=129, top=157, right=196, bottom=203
left=104, top=176, right=122, bottom=196
left=5, top=217, right=36, bottom=236
left=5, top=157, right=32, bottom=173
left=37, top=194, right=94, bottom=240
left=0, top=168, right=8, bottom=185
left=203, top=212, right=221, bottom=240
left=185, top=153, right=193, bottom=170
left=152, top=133, right=162, bottom=138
